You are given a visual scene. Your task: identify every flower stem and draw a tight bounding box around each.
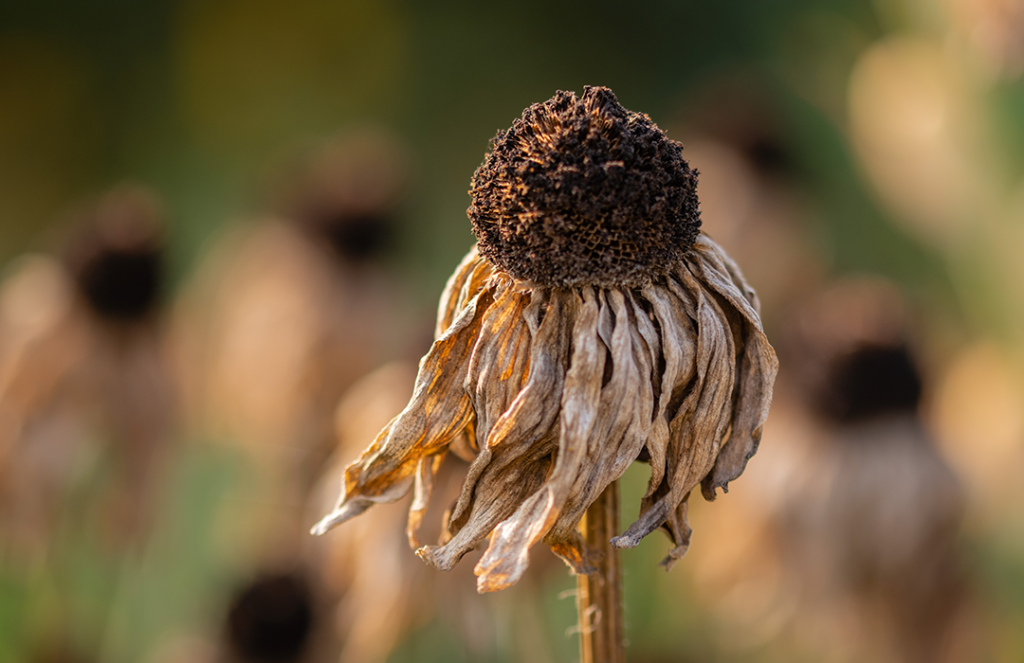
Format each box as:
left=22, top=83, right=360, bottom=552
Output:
left=577, top=480, right=625, bottom=663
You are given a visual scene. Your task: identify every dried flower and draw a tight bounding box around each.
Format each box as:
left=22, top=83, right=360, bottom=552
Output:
left=0, top=186, right=174, bottom=549
left=313, top=87, right=778, bottom=593
left=173, top=129, right=413, bottom=525
left=773, top=280, right=970, bottom=662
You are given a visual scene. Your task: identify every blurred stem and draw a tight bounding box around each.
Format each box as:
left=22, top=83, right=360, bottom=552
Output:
left=577, top=480, right=624, bottom=663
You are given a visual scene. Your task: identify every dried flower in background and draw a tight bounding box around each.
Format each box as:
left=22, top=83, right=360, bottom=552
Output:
left=223, top=571, right=317, bottom=663
left=173, top=129, right=416, bottom=562
left=777, top=280, right=973, bottom=663
left=314, top=87, right=778, bottom=593
left=676, top=279, right=978, bottom=663
left=0, top=185, right=174, bottom=551
left=311, top=363, right=423, bottom=663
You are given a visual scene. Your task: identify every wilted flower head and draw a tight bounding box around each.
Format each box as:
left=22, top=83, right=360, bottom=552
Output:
left=314, top=86, right=778, bottom=592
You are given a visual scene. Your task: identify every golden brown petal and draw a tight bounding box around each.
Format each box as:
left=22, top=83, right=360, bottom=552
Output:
left=451, top=256, right=494, bottom=327
left=465, top=280, right=532, bottom=448
left=435, top=245, right=481, bottom=336
left=312, top=283, right=490, bottom=535
left=612, top=262, right=736, bottom=559
left=316, top=237, right=778, bottom=589
left=417, top=289, right=571, bottom=573
left=406, top=451, right=445, bottom=548
left=638, top=284, right=697, bottom=498
left=473, top=286, right=605, bottom=592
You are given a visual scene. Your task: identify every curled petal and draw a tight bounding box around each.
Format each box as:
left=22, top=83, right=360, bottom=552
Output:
left=465, top=282, right=532, bottom=449
left=613, top=263, right=735, bottom=549
left=311, top=417, right=410, bottom=535
left=406, top=452, right=446, bottom=548
left=473, top=286, right=604, bottom=592
left=546, top=290, right=654, bottom=570
left=690, top=238, right=779, bottom=498
left=639, top=285, right=696, bottom=499
left=417, top=289, right=572, bottom=571
left=436, top=245, right=481, bottom=335
left=312, top=285, right=491, bottom=535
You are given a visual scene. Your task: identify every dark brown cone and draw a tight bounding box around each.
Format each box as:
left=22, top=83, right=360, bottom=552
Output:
left=468, top=86, right=701, bottom=288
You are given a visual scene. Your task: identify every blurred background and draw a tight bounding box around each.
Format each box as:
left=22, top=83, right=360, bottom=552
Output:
left=1, top=0, right=1023, bottom=661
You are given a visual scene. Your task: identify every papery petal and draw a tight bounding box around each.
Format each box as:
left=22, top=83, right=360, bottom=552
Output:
left=639, top=284, right=697, bottom=499
left=406, top=452, right=446, bottom=548
left=690, top=240, right=779, bottom=499
left=465, top=281, right=532, bottom=448
left=417, top=290, right=572, bottom=570
left=659, top=493, right=692, bottom=570
left=311, top=417, right=409, bottom=535
left=473, top=286, right=604, bottom=592
left=436, top=246, right=482, bottom=335
left=313, top=286, right=492, bottom=535
left=612, top=264, right=735, bottom=549
left=452, top=258, right=494, bottom=325
left=694, top=235, right=761, bottom=314
left=546, top=290, right=654, bottom=571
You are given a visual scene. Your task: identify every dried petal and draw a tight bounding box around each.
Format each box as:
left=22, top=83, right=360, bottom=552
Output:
left=315, top=237, right=777, bottom=590
left=417, top=289, right=571, bottom=571
left=612, top=261, right=736, bottom=551
left=473, top=287, right=604, bottom=591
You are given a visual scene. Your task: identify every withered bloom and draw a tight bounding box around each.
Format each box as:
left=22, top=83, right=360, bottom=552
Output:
left=0, top=186, right=173, bottom=549
left=313, top=87, right=778, bottom=593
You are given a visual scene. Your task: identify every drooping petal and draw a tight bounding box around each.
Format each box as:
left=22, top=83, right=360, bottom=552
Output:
left=311, top=416, right=410, bottom=535
left=546, top=289, right=654, bottom=571
left=417, top=289, right=572, bottom=571
left=465, top=280, right=532, bottom=448
left=659, top=493, right=692, bottom=570
left=473, top=286, right=604, bottom=592
left=693, top=235, right=761, bottom=315
left=406, top=452, right=446, bottom=548
left=689, top=238, right=779, bottom=499
left=451, top=257, right=494, bottom=327
left=638, top=284, right=697, bottom=499
left=436, top=246, right=482, bottom=336
left=312, top=285, right=493, bottom=535
left=612, top=263, right=735, bottom=552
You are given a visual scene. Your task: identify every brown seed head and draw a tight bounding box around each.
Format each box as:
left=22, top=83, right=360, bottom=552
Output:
left=468, top=86, right=701, bottom=287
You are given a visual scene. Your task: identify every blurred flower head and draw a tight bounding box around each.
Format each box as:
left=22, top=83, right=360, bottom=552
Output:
left=781, top=278, right=918, bottom=421
left=269, top=128, right=411, bottom=265
left=60, top=186, right=165, bottom=323
left=314, top=87, right=778, bottom=593
left=172, top=127, right=418, bottom=570
left=772, top=278, right=972, bottom=662
left=224, top=570, right=316, bottom=663
left=0, top=185, right=173, bottom=551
